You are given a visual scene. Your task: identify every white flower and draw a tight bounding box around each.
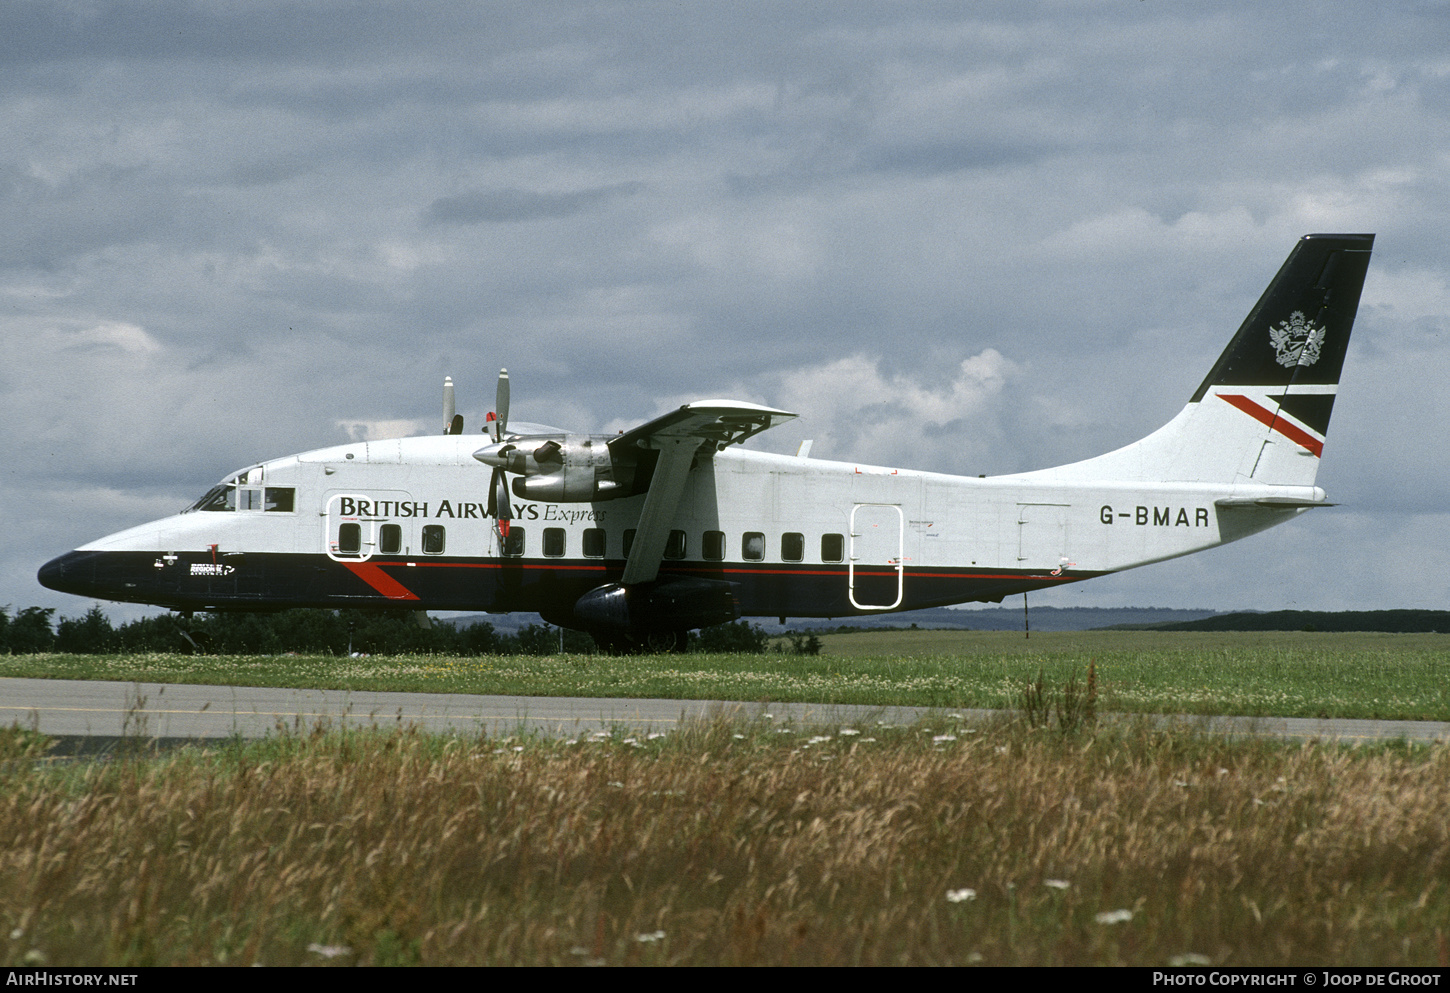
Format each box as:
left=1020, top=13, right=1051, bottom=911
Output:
left=839, top=728, right=860, bottom=736
left=307, top=943, right=352, bottom=959
left=932, top=734, right=957, bottom=743
left=635, top=930, right=666, bottom=943
left=946, top=888, right=977, bottom=903
left=1095, top=909, right=1133, bottom=924
left=1044, top=879, right=1071, bottom=890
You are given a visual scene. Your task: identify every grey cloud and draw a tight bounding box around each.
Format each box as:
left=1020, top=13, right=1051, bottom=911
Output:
left=423, top=182, right=644, bottom=226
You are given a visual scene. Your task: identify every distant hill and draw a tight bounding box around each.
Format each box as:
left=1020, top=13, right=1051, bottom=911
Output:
left=1148, top=610, right=1450, bottom=633
left=441, top=605, right=1222, bottom=635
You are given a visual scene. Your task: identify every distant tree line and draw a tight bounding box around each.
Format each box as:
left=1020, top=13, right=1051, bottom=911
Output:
left=1150, top=610, right=1450, bottom=634
left=0, top=605, right=787, bottom=655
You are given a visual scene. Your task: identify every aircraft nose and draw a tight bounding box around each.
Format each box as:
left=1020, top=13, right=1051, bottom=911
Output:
left=37, top=551, right=82, bottom=594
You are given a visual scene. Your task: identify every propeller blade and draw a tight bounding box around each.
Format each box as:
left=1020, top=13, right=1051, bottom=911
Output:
left=494, top=368, right=510, bottom=442
left=442, top=376, right=456, bottom=435
left=488, top=466, right=513, bottom=542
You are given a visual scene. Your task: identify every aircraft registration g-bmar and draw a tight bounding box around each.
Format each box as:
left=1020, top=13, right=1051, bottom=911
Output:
left=41, top=234, right=1373, bottom=650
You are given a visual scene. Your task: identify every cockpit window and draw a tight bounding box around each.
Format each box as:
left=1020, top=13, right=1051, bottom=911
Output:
left=188, top=484, right=295, bottom=513
left=191, top=485, right=236, bottom=512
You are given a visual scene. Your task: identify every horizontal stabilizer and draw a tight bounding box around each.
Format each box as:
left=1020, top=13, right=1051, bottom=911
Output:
left=1214, top=497, right=1337, bottom=509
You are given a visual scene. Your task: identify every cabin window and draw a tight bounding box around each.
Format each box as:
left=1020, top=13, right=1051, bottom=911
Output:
left=193, top=485, right=235, bottom=512
left=665, top=530, right=686, bottom=559
left=379, top=524, right=402, bottom=555
left=265, top=488, right=295, bottom=512
left=583, top=528, right=605, bottom=557
left=742, top=532, right=765, bottom=561
left=821, top=533, right=845, bottom=563
left=238, top=488, right=263, bottom=511
left=422, top=525, right=446, bottom=554
left=337, top=522, right=361, bottom=555
left=543, top=527, right=566, bottom=557
left=505, top=527, right=525, bottom=557
left=623, top=529, right=636, bottom=558
left=781, top=532, right=804, bottom=562
left=703, top=530, right=725, bottom=561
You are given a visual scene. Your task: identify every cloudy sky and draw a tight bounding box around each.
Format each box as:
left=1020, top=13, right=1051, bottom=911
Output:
left=4, top=0, right=1448, bottom=623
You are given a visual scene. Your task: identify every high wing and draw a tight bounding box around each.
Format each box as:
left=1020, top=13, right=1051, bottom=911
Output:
left=608, top=401, right=796, bottom=584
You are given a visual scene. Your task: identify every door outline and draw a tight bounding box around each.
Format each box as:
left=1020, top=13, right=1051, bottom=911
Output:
left=849, top=503, right=904, bottom=610
left=325, top=493, right=378, bottom=562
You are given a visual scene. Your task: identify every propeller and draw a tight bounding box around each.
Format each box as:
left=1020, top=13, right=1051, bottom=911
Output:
left=486, top=369, right=513, bottom=540
left=442, top=376, right=459, bottom=435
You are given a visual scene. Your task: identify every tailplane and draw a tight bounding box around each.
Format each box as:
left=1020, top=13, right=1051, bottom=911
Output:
left=1028, top=233, right=1373, bottom=487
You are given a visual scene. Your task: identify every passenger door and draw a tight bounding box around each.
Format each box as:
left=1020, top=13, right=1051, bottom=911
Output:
left=849, top=503, right=904, bottom=609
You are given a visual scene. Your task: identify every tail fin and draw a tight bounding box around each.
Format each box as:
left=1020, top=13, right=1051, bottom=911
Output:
left=1028, top=233, right=1373, bottom=486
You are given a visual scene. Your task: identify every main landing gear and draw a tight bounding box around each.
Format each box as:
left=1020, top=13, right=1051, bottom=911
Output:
left=591, top=628, right=689, bottom=655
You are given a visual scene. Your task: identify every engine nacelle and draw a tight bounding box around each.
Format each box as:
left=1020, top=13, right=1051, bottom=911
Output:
left=478, top=434, right=634, bottom=503
left=571, top=579, right=739, bottom=640
left=512, top=471, right=627, bottom=502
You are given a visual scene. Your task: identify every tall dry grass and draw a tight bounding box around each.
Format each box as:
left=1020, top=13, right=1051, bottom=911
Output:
left=2, top=718, right=1448, bottom=966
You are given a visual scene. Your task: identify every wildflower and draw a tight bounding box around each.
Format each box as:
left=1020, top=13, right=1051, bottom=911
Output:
left=839, top=728, right=860, bottom=736
left=647, top=732, right=667, bottom=740
left=932, top=734, right=957, bottom=743
left=1044, top=879, right=1070, bottom=890
left=732, top=734, right=745, bottom=739
left=635, top=930, right=666, bottom=943
left=307, top=943, right=352, bottom=959
left=1095, top=909, right=1133, bottom=924
left=946, top=888, right=977, bottom=903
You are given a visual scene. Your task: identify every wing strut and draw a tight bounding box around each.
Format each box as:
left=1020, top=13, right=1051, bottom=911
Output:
left=620, top=436, right=697, bottom=585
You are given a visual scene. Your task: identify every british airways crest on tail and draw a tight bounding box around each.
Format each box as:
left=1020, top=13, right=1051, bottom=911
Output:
left=1269, top=311, right=1327, bottom=368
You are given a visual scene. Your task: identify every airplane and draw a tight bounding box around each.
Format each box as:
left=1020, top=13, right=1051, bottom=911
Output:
left=39, top=233, right=1373, bottom=651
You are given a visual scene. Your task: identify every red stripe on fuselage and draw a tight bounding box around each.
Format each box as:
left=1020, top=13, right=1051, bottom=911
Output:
left=1218, top=393, right=1324, bottom=457
left=341, top=561, right=421, bottom=600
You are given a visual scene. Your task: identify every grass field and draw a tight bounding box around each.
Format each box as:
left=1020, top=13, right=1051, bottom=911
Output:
left=3, top=716, right=1448, bottom=967
left=3, top=630, right=1448, bottom=721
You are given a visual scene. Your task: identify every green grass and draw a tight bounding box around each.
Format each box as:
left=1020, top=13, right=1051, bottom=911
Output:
left=4, top=718, right=1449, bottom=966
left=3, top=629, right=1449, bottom=721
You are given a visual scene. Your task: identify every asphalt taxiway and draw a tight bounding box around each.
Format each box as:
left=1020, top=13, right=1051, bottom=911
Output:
left=3, top=677, right=1448, bottom=754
